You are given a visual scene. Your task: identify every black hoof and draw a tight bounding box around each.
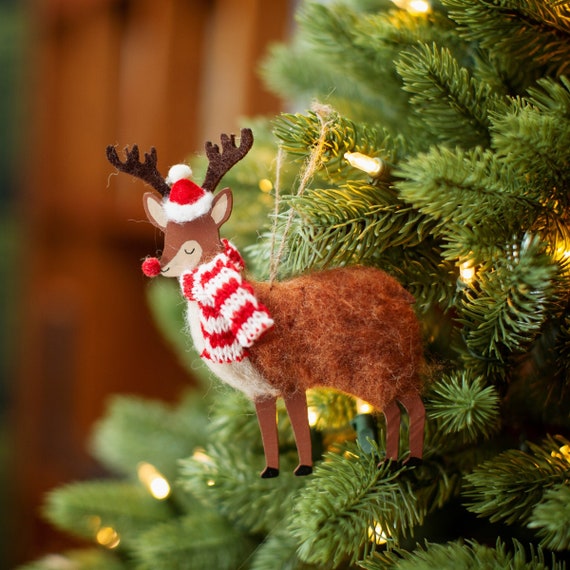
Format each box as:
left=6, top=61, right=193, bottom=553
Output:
left=294, top=464, right=313, bottom=476
left=260, top=466, right=280, bottom=478
left=403, top=456, right=423, bottom=468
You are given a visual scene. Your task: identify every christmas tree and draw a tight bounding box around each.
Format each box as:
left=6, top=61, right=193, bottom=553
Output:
left=20, top=0, right=570, bottom=568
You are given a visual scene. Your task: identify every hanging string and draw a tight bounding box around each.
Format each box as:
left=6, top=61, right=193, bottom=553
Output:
left=268, top=103, right=335, bottom=284
left=268, top=145, right=285, bottom=283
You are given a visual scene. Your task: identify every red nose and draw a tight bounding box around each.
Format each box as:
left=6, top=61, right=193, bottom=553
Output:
left=142, top=257, right=162, bottom=277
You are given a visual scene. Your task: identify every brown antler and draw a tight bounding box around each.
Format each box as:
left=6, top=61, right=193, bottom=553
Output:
left=202, top=128, right=254, bottom=193
left=106, top=144, right=170, bottom=197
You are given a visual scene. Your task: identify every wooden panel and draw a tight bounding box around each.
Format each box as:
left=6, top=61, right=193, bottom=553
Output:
left=200, top=0, right=291, bottom=138
left=111, top=0, right=210, bottom=225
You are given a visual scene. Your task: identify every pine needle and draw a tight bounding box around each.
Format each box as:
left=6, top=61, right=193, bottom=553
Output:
left=289, top=446, right=424, bottom=567
left=425, top=371, right=501, bottom=442
left=464, top=435, right=570, bottom=526
left=42, top=481, right=171, bottom=549
left=529, top=483, right=570, bottom=551
left=362, top=538, right=565, bottom=569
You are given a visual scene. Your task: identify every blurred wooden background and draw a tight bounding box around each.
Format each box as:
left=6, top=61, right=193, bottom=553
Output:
left=11, top=0, right=291, bottom=564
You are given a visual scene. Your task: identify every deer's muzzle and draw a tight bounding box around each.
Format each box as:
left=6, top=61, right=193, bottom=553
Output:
left=142, top=257, right=162, bottom=277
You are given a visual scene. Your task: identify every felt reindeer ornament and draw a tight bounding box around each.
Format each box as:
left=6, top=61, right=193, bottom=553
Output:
left=106, top=129, right=425, bottom=478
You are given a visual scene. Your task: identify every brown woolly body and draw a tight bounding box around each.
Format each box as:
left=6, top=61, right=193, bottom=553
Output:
left=248, top=265, right=423, bottom=410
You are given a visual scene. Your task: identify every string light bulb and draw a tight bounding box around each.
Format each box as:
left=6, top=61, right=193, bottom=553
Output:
left=552, top=444, right=570, bottom=463
left=308, top=406, right=319, bottom=427
left=259, top=178, right=273, bottom=193
left=88, top=516, right=121, bottom=549
left=368, top=521, right=389, bottom=545
left=459, top=261, right=476, bottom=284
left=137, top=462, right=171, bottom=500
left=344, top=152, right=384, bottom=177
left=96, top=526, right=121, bottom=549
left=390, top=0, right=431, bottom=14
left=355, top=398, right=374, bottom=414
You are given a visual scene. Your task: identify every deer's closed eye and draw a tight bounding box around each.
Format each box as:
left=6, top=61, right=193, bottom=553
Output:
left=184, top=248, right=196, bottom=255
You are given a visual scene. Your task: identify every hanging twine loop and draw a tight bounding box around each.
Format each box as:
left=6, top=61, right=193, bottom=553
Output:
left=268, top=103, right=335, bottom=284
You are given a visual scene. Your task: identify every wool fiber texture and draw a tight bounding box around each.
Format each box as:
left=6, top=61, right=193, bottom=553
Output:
left=250, top=266, right=423, bottom=409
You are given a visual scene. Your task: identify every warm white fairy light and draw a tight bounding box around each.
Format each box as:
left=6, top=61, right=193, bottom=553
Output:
left=344, top=152, right=384, bottom=177
left=137, top=462, right=171, bottom=500
left=96, top=526, right=121, bottom=549
left=368, top=521, right=389, bottom=545
left=391, top=0, right=431, bottom=14
left=259, top=178, right=273, bottom=193
left=552, top=444, right=570, bottom=463
left=355, top=398, right=374, bottom=414
left=87, top=514, right=121, bottom=549
left=459, top=261, right=476, bottom=283
left=308, top=406, right=319, bottom=427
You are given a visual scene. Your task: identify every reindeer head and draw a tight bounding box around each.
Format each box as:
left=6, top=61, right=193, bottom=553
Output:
left=106, top=129, right=254, bottom=278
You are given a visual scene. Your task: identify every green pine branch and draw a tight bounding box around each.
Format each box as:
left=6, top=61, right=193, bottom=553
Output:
left=491, top=76, right=570, bottom=210
left=272, top=109, right=406, bottom=173
left=395, top=43, right=500, bottom=148
left=289, top=448, right=424, bottom=567
left=456, top=234, right=559, bottom=370
left=286, top=444, right=458, bottom=568
left=262, top=1, right=467, bottom=132
left=464, top=435, right=570, bottom=528
left=529, top=483, right=570, bottom=551
left=42, top=481, right=172, bottom=550
left=251, top=528, right=331, bottom=570
left=395, top=146, right=539, bottom=260
left=178, top=442, right=306, bottom=536
left=361, top=538, right=565, bottom=570
left=90, top=392, right=209, bottom=482
left=274, top=181, right=430, bottom=271
left=424, top=371, right=501, bottom=444
left=132, top=512, right=257, bottom=570
left=443, top=0, right=570, bottom=83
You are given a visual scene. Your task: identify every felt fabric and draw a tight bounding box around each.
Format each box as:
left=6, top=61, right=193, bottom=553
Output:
left=142, top=257, right=162, bottom=277
left=248, top=265, right=424, bottom=411
left=181, top=239, right=274, bottom=363
left=164, top=178, right=214, bottom=223
left=144, top=189, right=234, bottom=271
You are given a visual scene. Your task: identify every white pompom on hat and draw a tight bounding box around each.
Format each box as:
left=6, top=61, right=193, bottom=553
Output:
left=163, top=164, right=214, bottom=223
left=165, top=163, right=193, bottom=185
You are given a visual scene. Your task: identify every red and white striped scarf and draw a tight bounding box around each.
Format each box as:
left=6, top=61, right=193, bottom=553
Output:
left=181, top=239, right=274, bottom=364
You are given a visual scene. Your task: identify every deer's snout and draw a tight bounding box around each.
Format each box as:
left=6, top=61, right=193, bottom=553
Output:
left=141, top=240, right=203, bottom=279
left=142, top=257, right=162, bottom=277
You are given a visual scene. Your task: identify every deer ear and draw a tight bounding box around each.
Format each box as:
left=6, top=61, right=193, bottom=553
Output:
left=210, top=188, right=233, bottom=228
left=143, top=192, right=168, bottom=230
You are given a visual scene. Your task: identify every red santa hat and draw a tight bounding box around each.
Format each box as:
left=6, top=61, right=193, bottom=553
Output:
left=163, top=164, right=214, bottom=223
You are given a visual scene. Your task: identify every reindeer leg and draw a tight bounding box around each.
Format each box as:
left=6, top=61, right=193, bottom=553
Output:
left=255, top=397, right=280, bottom=478
left=399, top=392, right=425, bottom=466
left=284, top=391, right=313, bottom=476
left=381, top=400, right=401, bottom=465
